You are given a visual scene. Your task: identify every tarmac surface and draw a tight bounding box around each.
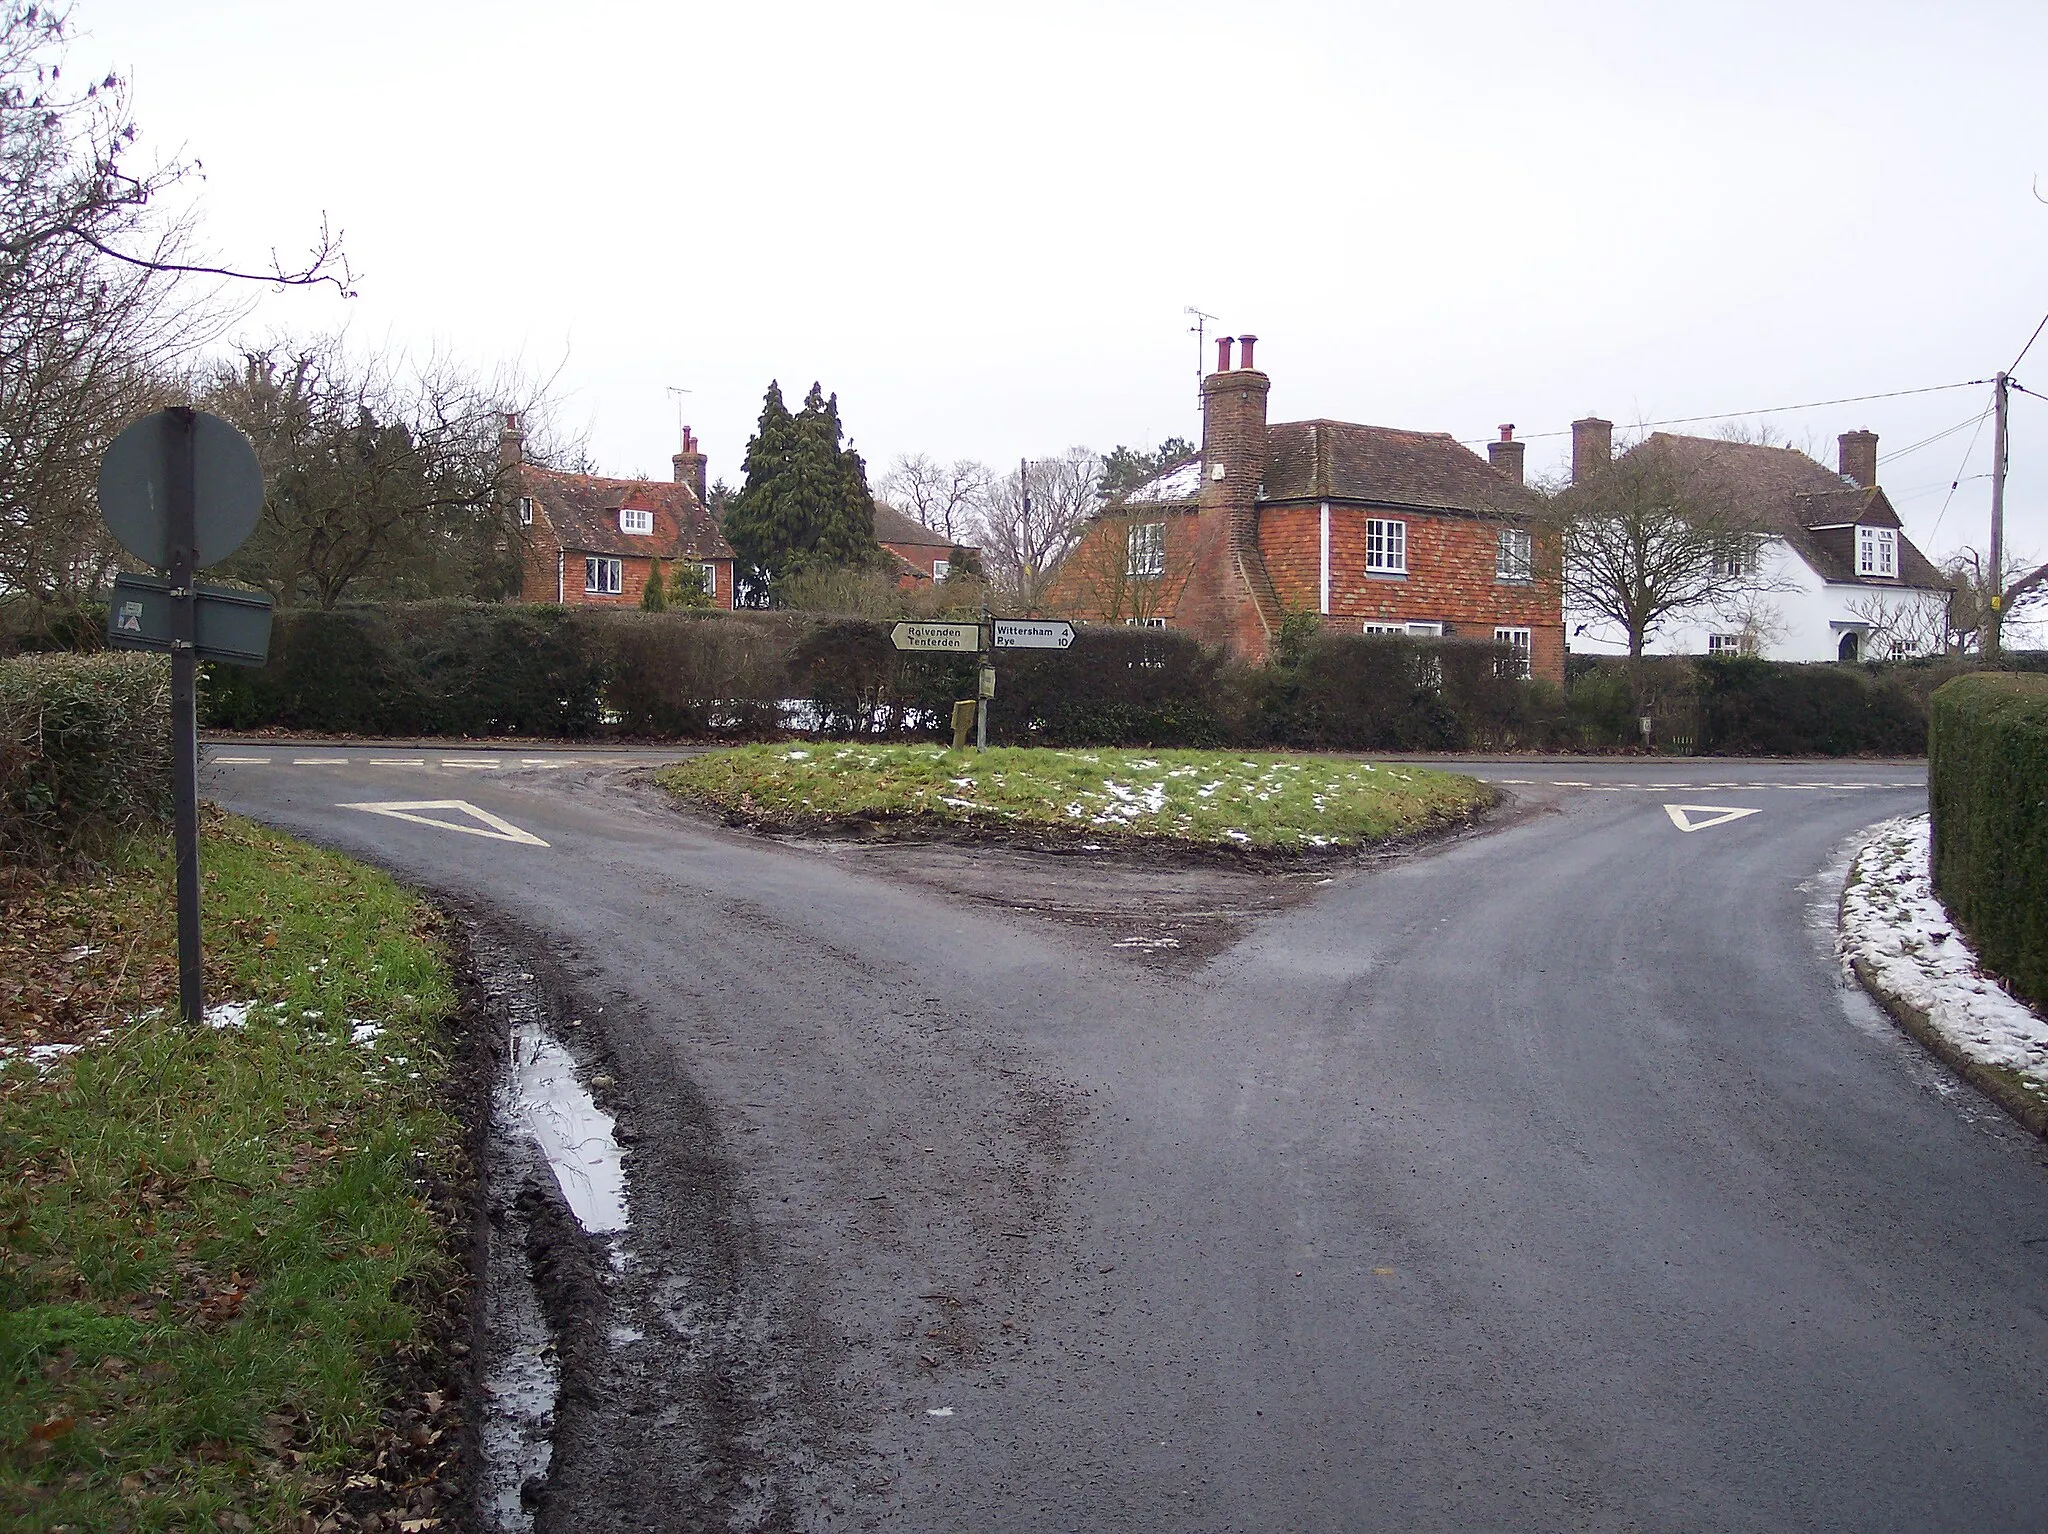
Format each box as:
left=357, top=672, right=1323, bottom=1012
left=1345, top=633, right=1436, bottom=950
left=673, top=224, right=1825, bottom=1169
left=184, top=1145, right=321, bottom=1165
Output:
left=204, top=745, right=2048, bottom=1532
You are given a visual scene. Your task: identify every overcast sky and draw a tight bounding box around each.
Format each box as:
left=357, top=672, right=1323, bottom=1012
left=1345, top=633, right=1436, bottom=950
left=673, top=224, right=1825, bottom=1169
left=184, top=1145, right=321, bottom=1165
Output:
left=80, top=0, right=2048, bottom=574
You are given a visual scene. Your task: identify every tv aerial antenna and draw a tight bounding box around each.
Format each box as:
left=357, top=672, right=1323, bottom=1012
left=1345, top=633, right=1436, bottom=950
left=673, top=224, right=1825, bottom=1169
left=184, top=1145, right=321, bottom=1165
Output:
left=664, top=385, right=692, bottom=449
left=1184, top=306, right=1219, bottom=406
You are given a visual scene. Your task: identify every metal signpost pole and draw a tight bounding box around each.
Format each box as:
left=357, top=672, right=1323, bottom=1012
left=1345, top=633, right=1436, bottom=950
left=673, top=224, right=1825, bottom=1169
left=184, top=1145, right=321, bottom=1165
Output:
left=977, top=598, right=991, bottom=750
left=166, top=408, right=204, bottom=1026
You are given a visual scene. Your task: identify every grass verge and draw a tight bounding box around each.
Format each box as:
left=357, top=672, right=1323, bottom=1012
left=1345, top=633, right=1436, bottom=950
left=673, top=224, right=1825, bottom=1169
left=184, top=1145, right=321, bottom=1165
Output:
left=1, top=811, right=466, bottom=1532
left=659, top=743, right=1493, bottom=851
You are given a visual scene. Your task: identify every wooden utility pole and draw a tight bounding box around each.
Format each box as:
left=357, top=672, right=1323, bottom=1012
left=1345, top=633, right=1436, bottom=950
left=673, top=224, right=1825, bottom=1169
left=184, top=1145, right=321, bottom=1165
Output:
left=1988, top=371, right=2010, bottom=655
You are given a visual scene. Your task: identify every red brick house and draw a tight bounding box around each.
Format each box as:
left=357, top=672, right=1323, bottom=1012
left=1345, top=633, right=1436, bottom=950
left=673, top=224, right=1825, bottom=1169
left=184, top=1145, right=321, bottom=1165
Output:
left=505, top=417, right=737, bottom=609
left=873, top=500, right=976, bottom=585
left=1044, top=337, right=1564, bottom=681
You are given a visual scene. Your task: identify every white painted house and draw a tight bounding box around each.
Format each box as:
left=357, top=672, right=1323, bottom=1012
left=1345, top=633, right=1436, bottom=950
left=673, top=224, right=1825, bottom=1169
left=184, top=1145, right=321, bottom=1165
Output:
left=1565, top=422, right=1953, bottom=662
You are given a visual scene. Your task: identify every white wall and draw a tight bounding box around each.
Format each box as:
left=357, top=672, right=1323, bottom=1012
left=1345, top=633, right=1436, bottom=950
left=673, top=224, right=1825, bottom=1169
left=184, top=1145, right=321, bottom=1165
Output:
left=1567, top=538, right=1951, bottom=661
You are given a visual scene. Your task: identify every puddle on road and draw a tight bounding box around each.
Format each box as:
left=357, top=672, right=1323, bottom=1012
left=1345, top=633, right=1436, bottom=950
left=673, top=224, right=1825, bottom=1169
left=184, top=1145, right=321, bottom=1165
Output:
left=476, top=958, right=633, bottom=1533
left=507, top=1020, right=629, bottom=1237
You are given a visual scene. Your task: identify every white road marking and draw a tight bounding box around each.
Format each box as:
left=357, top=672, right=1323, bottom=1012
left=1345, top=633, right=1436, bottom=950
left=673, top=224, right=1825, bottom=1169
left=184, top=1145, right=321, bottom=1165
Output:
left=1664, top=804, right=1763, bottom=833
left=213, top=755, right=270, bottom=764
left=925, top=1407, right=955, bottom=1417
left=369, top=758, right=427, bottom=766
left=292, top=757, right=349, bottom=765
left=337, top=799, right=549, bottom=846
left=440, top=759, right=500, bottom=769
left=520, top=758, right=567, bottom=768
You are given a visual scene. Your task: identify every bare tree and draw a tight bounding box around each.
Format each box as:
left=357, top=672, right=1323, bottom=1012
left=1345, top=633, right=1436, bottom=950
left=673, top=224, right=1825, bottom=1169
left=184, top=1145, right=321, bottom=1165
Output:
left=971, top=448, right=1102, bottom=608
left=1548, top=434, right=1789, bottom=658
left=1943, top=546, right=2048, bottom=653
left=877, top=453, right=990, bottom=543
left=0, top=4, right=351, bottom=602
left=1046, top=507, right=1194, bottom=623
left=201, top=335, right=572, bottom=606
left=1841, top=590, right=1953, bottom=659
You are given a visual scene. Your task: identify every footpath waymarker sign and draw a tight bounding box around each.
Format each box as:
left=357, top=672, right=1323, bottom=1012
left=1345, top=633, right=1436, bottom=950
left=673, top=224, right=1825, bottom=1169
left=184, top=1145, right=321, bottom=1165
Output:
left=993, top=618, right=1075, bottom=650
left=97, top=407, right=269, bottom=1026
left=889, top=620, right=981, bottom=653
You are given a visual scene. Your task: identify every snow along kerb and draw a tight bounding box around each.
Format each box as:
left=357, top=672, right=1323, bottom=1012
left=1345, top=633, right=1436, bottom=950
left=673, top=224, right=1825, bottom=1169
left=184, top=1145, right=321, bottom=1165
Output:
left=1839, top=814, right=2048, bottom=1138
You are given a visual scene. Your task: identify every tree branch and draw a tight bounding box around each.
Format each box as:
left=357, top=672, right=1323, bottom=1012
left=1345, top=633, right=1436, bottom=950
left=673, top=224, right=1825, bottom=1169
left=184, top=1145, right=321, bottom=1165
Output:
left=65, top=216, right=356, bottom=296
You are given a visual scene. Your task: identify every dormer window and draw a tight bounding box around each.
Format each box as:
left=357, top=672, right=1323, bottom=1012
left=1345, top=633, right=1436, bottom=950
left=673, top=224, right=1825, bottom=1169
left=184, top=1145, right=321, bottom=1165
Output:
left=620, top=507, right=654, bottom=536
left=1856, top=525, right=1896, bottom=578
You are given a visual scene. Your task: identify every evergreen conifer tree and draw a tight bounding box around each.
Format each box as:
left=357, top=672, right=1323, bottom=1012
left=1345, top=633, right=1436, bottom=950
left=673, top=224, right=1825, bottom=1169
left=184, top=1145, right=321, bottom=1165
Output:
left=724, top=380, right=881, bottom=601
left=640, top=558, right=667, bottom=611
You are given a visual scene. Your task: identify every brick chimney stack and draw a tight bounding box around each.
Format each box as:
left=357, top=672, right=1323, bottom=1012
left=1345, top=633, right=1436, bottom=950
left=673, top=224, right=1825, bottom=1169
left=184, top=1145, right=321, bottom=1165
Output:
left=1838, top=429, right=1879, bottom=489
left=673, top=425, right=708, bottom=504
left=498, top=411, right=524, bottom=474
left=1488, top=424, right=1526, bottom=485
left=1571, top=417, right=1613, bottom=483
left=1188, top=329, right=1279, bottom=656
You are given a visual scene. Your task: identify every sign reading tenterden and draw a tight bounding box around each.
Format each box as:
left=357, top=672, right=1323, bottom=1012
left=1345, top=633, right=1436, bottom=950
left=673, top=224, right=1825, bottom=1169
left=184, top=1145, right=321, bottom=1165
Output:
left=889, top=621, right=981, bottom=653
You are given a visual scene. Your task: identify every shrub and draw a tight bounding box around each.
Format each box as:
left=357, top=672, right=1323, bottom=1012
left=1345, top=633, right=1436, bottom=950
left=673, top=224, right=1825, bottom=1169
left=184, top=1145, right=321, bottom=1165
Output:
left=1928, top=673, right=2048, bottom=1012
left=0, top=652, right=172, bottom=866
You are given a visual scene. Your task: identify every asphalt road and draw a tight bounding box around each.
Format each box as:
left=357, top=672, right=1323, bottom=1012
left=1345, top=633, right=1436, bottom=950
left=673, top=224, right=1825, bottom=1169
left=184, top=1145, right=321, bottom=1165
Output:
left=203, top=746, right=2048, bottom=1532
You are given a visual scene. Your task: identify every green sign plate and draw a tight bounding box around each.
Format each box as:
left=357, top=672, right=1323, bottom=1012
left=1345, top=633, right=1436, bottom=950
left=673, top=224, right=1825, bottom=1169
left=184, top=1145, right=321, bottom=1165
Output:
left=106, top=573, right=275, bottom=668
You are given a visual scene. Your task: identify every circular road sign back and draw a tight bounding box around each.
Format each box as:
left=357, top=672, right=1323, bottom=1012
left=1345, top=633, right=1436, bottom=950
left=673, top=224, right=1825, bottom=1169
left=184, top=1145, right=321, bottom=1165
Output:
left=97, top=409, right=264, bottom=571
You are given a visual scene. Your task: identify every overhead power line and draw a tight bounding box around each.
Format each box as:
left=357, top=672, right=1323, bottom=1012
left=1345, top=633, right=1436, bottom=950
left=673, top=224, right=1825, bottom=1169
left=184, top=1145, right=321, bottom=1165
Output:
left=2011, top=310, right=2048, bottom=373
left=1461, top=377, right=1992, bottom=447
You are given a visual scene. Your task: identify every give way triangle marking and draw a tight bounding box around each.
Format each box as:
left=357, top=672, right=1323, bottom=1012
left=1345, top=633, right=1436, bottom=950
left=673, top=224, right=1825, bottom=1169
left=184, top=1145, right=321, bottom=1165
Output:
left=1663, top=804, right=1763, bottom=834
left=337, top=799, right=549, bottom=847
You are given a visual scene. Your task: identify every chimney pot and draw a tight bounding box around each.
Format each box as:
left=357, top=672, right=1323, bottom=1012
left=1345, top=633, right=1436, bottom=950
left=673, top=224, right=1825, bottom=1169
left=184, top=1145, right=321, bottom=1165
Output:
left=1498, top=424, right=1514, bottom=442
left=1237, top=334, right=1257, bottom=370
left=1838, top=429, right=1879, bottom=489
left=1216, top=336, right=1234, bottom=374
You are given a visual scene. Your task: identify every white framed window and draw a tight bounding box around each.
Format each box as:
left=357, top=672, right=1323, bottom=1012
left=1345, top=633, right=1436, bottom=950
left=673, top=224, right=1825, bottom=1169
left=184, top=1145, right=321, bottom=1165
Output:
left=1857, top=525, right=1896, bottom=577
left=518, top=495, right=534, bottom=526
left=932, top=558, right=951, bottom=580
left=1496, top=527, right=1533, bottom=581
left=1366, top=518, right=1407, bottom=574
left=619, top=507, right=654, bottom=536
left=1126, top=521, right=1166, bottom=578
left=585, top=556, right=622, bottom=595
left=1707, top=633, right=1759, bottom=656
left=1712, top=538, right=1757, bottom=578
left=1126, top=616, right=1168, bottom=628
left=1494, top=626, right=1532, bottom=678
left=1362, top=620, right=1442, bottom=637
left=679, top=561, right=712, bottom=593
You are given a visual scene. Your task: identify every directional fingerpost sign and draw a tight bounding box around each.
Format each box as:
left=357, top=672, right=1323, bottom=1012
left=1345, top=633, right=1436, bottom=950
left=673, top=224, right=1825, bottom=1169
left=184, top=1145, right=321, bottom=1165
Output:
left=338, top=800, right=551, bottom=847
left=993, top=618, right=1075, bottom=650
left=97, top=407, right=272, bottom=1027
left=890, top=621, right=981, bottom=653
left=1664, top=804, right=1763, bottom=833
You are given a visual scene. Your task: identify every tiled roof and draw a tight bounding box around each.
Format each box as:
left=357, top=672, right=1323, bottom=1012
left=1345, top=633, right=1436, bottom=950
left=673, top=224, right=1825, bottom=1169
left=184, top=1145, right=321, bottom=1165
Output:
left=1261, top=420, right=1541, bottom=519
left=872, top=500, right=972, bottom=551
left=1641, top=434, right=1949, bottom=591
left=520, top=465, right=733, bottom=561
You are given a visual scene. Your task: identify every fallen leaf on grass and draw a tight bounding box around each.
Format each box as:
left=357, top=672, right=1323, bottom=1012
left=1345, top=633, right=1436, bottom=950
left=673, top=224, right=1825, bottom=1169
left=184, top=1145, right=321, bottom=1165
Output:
left=30, top=1414, right=75, bottom=1440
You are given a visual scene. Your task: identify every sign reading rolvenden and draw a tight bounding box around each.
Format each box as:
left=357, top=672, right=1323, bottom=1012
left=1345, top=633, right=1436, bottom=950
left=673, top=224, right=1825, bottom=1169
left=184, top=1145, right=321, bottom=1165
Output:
left=890, top=621, right=981, bottom=653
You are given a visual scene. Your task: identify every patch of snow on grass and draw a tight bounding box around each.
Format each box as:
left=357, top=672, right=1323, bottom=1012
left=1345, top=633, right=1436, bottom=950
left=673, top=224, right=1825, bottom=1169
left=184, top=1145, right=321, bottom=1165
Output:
left=1840, top=814, right=2048, bottom=1083
left=350, top=1021, right=385, bottom=1047
left=1224, top=829, right=1251, bottom=844
left=204, top=1001, right=256, bottom=1030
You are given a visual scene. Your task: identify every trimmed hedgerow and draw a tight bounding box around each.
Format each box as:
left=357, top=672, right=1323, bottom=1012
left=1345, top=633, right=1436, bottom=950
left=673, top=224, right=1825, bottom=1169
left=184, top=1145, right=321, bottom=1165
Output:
left=1929, top=672, right=2048, bottom=1012
left=0, top=652, right=172, bottom=866
left=189, top=599, right=2048, bottom=756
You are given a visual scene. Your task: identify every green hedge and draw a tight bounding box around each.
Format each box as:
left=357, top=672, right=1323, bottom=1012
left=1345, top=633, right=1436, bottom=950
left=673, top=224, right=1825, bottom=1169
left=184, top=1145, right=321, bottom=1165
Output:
left=1, top=653, right=173, bottom=865
left=1929, top=673, right=2048, bottom=1012
left=191, top=600, right=2047, bottom=756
